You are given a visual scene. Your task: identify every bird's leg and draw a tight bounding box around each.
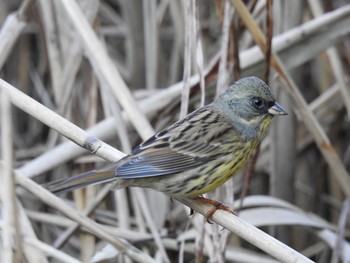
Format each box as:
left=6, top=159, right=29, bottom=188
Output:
left=193, top=196, right=236, bottom=223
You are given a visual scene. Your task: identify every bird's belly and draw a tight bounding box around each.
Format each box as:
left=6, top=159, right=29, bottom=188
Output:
left=180, top=155, right=249, bottom=197
left=121, top=140, right=257, bottom=198
left=140, top=150, right=253, bottom=197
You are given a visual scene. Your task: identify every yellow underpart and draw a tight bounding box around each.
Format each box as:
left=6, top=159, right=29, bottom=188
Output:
left=187, top=142, right=255, bottom=197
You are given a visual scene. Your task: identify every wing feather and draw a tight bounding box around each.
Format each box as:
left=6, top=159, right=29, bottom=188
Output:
left=116, top=106, right=233, bottom=179
left=116, top=145, right=212, bottom=178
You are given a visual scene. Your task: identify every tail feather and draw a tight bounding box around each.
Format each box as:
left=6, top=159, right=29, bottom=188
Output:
left=45, top=167, right=116, bottom=194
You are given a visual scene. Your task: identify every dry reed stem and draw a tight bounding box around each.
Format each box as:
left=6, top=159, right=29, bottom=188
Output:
left=0, top=92, right=16, bottom=263
left=59, top=0, right=155, bottom=140
left=23, top=236, right=81, bottom=263
left=143, top=0, right=158, bottom=91
left=53, top=184, right=114, bottom=248
left=0, top=13, right=26, bottom=70
left=0, top=79, right=124, bottom=164
left=38, top=0, right=64, bottom=100
left=0, top=79, right=154, bottom=262
left=330, top=198, right=350, bottom=263
left=308, top=0, right=350, bottom=117
left=15, top=173, right=155, bottom=263
left=168, top=1, right=185, bottom=85
left=178, top=197, right=313, bottom=263
left=25, top=210, right=73, bottom=227
left=216, top=0, right=233, bottom=96
left=134, top=190, right=170, bottom=263
left=180, top=0, right=195, bottom=118
left=16, top=201, right=48, bottom=262
left=240, top=6, right=350, bottom=73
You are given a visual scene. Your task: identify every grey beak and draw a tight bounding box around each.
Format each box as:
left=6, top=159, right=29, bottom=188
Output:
left=268, top=102, right=288, bottom=116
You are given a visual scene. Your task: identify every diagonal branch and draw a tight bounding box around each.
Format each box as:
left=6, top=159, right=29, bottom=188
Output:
left=178, top=197, right=313, bottom=263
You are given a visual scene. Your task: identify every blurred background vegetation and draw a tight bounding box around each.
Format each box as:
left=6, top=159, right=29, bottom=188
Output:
left=0, top=0, right=350, bottom=262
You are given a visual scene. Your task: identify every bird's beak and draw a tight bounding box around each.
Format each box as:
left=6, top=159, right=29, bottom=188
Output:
left=268, top=102, right=288, bottom=116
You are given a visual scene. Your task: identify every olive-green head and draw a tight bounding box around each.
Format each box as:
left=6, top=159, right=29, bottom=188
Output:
left=214, top=76, right=287, bottom=139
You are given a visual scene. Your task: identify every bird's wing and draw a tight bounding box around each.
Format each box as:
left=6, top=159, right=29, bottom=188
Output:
left=115, top=125, right=230, bottom=178
left=116, top=108, right=232, bottom=179
left=116, top=135, right=221, bottom=178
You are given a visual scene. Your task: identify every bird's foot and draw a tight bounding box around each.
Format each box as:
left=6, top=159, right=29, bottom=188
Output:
left=193, top=196, right=236, bottom=223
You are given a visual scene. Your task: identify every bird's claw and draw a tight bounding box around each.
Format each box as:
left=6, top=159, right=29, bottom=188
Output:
left=193, top=196, right=236, bottom=222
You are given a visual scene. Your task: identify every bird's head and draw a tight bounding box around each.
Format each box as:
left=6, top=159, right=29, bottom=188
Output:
left=214, top=76, right=288, bottom=140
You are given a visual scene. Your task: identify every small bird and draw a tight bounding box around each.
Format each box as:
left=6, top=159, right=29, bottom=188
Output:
left=46, top=76, right=287, bottom=215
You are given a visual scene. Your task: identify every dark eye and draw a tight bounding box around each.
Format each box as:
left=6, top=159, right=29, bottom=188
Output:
left=252, top=97, right=264, bottom=109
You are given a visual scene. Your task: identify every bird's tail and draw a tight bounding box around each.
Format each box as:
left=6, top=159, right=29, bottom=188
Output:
left=44, top=165, right=117, bottom=194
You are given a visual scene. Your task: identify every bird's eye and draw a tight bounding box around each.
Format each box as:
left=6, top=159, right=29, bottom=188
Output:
left=252, top=97, right=264, bottom=109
